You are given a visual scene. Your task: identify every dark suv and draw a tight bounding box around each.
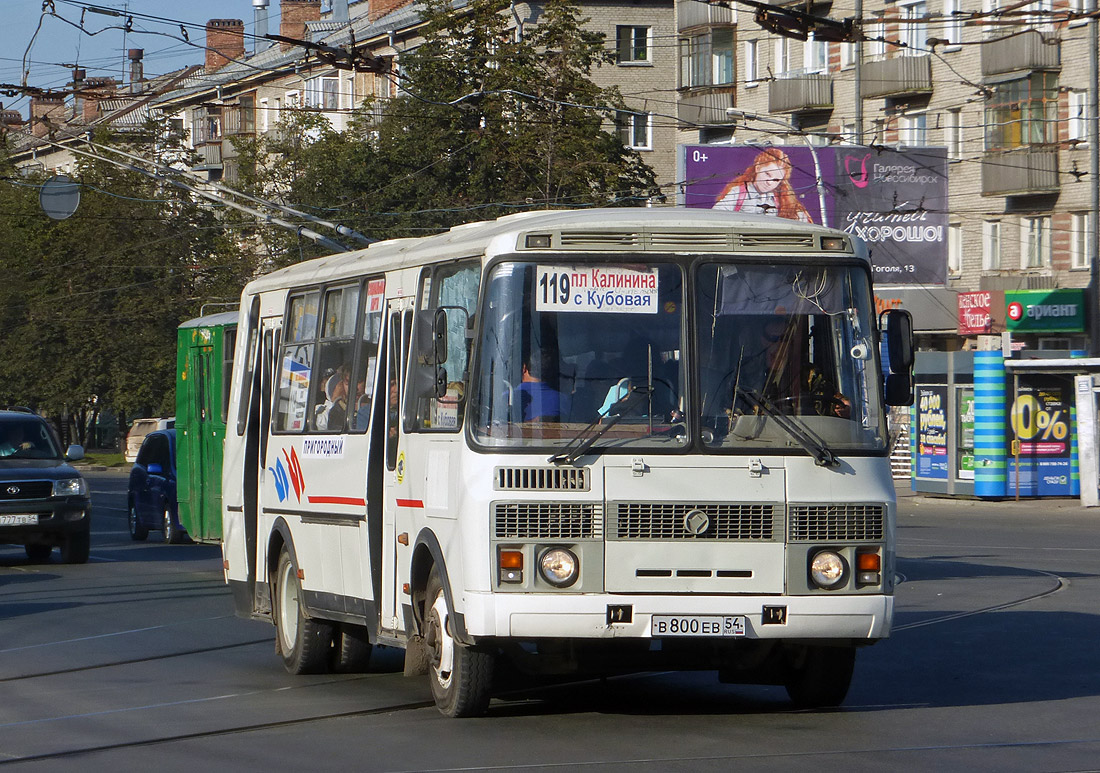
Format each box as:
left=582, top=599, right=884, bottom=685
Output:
left=0, top=410, right=91, bottom=564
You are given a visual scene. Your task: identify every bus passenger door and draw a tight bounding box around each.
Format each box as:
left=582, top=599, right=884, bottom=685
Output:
left=380, top=304, right=413, bottom=633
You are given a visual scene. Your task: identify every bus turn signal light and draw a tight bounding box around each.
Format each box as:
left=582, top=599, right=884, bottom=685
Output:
left=499, top=549, right=523, bottom=584
left=857, top=552, right=881, bottom=572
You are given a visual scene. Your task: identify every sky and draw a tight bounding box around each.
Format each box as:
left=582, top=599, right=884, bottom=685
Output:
left=2, top=0, right=293, bottom=117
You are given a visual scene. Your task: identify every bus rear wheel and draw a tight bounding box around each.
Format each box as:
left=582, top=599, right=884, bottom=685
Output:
left=331, top=624, right=373, bottom=673
left=424, top=567, right=494, bottom=717
left=783, top=644, right=856, bottom=709
left=274, top=548, right=335, bottom=675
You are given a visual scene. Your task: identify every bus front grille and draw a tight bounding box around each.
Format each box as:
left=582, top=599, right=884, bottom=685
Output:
left=788, top=504, right=886, bottom=542
left=495, top=466, right=590, bottom=492
left=493, top=502, right=602, bottom=539
left=610, top=502, right=780, bottom=541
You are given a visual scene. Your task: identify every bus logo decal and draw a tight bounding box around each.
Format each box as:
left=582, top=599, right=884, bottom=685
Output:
left=683, top=509, right=711, bottom=536
left=270, top=447, right=306, bottom=503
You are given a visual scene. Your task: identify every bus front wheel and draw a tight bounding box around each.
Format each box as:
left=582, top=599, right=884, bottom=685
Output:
left=783, top=644, right=856, bottom=709
left=424, top=567, right=494, bottom=717
left=274, top=548, right=335, bottom=675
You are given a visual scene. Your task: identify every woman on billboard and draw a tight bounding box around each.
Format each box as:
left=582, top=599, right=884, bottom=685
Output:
left=712, top=147, right=813, bottom=223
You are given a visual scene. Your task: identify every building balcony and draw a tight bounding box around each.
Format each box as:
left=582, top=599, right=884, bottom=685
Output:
left=193, top=142, right=222, bottom=171
left=980, top=147, right=1059, bottom=196
left=860, top=55, right=933, bottom=99
left=678, top=88, right=735, bottom=126
left=981, top=30, right=1060, bottom=76
left=677, top=0, right=733, bottom=32
left=768, top=74, right=833, bottom=114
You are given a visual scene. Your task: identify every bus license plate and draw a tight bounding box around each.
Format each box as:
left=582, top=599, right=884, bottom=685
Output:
left=652, top=615, right=746, bottom=637
left=0, top=514, right=38, bottom=526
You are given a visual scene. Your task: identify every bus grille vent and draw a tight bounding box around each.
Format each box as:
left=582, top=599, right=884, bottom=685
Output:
left=494, top=502, right=602, bottom=539
left=788, top=504, right=885, bottom=542
left=559, top=231, right=643, bottom=247
left=737, top=233, right=816, bottom=249
left=495, top=466, right=590, bottom=491
left=648, top=232, right=732, bottom=247
left=612, top=502, right=779, bottom=540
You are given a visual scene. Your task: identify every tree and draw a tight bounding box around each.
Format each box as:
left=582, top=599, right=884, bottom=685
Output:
left=0, top=122, right=252, bottom=446
left=234, top=0, right=660, bottom=248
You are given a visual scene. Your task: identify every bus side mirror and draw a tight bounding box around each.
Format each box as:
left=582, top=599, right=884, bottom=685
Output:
left=881, top=309, right=914, bottom=407
left=413, top=364, right=448, bottom=399
left=883, top=309, right=914, bottom=371
left=415, top=309, right=448, bottom=366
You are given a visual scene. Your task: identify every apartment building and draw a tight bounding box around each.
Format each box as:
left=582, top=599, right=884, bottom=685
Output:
left=675, top=0, right=1094, bottom=352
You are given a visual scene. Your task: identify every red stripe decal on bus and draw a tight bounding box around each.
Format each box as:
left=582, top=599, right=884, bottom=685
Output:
left=306, top=496, right=366, bottom=506
left=396, top=499, right=425, bottom=508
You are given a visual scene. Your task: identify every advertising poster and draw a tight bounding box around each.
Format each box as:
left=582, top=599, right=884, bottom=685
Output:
left=1005, top=289, right=1086, bottom=334
left=916, top=385, right=949, bottom=479
left=684, top=145, right=949, bottom=286
left=957, top=388, right=975, bottom=480
left=1008, top=376, right=1074, bottom=496
left=958, top=290, right=1005, bottom=336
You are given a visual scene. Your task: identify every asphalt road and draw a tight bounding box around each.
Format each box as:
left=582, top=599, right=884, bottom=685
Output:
left=2, top=470, right=1099, bottom=771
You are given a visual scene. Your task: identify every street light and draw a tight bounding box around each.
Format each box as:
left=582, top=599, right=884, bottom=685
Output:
left=725, top=107, right=829, bottom=228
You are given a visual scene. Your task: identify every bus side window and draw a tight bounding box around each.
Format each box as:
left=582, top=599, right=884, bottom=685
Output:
left=222, top=327, right=236, bottom=424
left=274, top=290, right=320, bottom=433
left=235, top=298, right=260, bottom=436
left=349, top=278, right=385, bottom=434
left=311, top=284, right=360, bottom=433
left=407, top=260, right=480, bottom=432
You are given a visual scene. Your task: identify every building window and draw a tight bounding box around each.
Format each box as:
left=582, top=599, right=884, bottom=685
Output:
left=841, top=122, right=857, bottom=144
left=239, top=95, right=255, bottom=133
left=259, top=98, right=269, bottom=133
left=1068, top=89, right=1087, bottom=144
left=680, top=28, right=735, bottom=88
left=322, top=77, right=340, bottom=111
left=983, top=220, right=1001, bottom=270
left=775, top=36, right=790, bottom=75
left=943, top=0, right=962, bottom=46
left=617, top=26, right=650, bottom=64
left=1071, top=212, right=1090, bottom=269
left=945, top=108, right=962, bottom=159
left=900, top=112, right=927, bottom=147
left=840, top=41, right=856, bottom=69
left=899, top=0, right=928, bottom=55
left=985, top=72, right=1058, bottom=150
left=804, top=34, right=827, bottom=73
left=1020, top=216, right=1051, bottom=269
left=1027, top=0, right=1054, bottom=30
left=616, top=111, right=652, bottom=150
left=948, top=223, right=963, bottom=274
left=868, top=19, right=887, bottom=59
left=745, top=39, right=759, bottom=84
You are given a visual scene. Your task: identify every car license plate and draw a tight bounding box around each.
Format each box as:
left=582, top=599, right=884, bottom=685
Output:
left=0, top=514, right=39, bottom=526
left=652, top=615, right=746, bottom=637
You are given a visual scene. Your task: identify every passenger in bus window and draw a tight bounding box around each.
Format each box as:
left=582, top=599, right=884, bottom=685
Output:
left=514, top=350, right=566, bottom=422
left=315, top=365, right=349, bottom=431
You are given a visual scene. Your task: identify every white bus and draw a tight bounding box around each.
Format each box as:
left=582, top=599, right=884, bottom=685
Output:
left=222, top=208, right=914, bottom=717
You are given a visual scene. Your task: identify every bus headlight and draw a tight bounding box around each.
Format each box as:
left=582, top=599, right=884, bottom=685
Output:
left=809, top=550, right=847, bottom=589
left=538, top=548, right=579, bottom=588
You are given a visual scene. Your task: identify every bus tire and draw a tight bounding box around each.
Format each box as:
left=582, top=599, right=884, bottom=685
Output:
left=783, top=644, right=856, bottom=709
left=424, top=567, right=494, bottom=717
left=331, top=624, right=373, bottom=673
left=274, top=548, right=335, bottom=675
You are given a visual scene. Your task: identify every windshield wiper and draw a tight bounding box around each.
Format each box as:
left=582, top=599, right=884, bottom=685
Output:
left=735, top=387, right=838, bottom=467
left=548, top=386, right=651, bottom=465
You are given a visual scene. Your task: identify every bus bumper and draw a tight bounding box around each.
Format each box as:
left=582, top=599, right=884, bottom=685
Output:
left=460, top=593, right=893, bottom=641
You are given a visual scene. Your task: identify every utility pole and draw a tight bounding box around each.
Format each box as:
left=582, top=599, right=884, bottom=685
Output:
left=1090, top=6, right=1100, bottom=355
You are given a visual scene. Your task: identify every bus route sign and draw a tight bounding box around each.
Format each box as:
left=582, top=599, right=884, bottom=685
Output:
left=534, top=266, right=658, bottom=314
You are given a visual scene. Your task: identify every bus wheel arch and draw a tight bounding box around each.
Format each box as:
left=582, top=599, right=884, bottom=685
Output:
left=408, top=529, right=470, bottom=644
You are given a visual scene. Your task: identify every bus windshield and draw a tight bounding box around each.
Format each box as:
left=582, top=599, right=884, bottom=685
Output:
left=470, top=258, right=886, bottom=456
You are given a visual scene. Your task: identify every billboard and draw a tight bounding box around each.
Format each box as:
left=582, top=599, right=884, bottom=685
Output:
left=1005, top=289, right=1086, bottom=333
left=684, top=145, right=949, bottom=286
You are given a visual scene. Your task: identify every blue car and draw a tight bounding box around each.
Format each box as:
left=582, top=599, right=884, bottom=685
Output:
left=127, top=429, right=187, bottom=544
